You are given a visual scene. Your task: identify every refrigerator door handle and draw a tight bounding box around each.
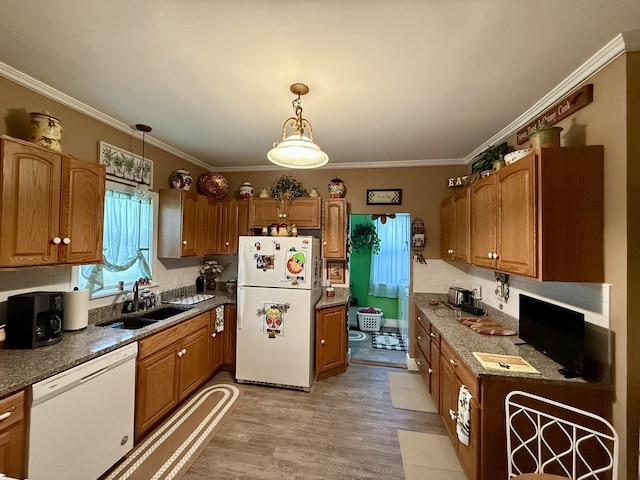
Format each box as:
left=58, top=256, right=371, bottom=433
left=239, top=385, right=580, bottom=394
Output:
left=237, top=287, right=243, bottom=330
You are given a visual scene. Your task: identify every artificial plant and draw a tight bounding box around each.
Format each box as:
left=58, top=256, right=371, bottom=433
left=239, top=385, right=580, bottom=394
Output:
left=351, top=222, right=381, bottom=254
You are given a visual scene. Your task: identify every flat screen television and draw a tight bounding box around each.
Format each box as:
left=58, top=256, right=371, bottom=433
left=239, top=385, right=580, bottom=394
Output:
left=519, top=294, right=585, bottom=378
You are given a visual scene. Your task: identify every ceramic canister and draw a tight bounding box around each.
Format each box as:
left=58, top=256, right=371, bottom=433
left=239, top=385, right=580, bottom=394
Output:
left=239, top=181, right=255, bottom=199
left=171, top=169, right=193, bottom=191
left=29, top=111, right=63, bottom=151
left=530, top=125, right=563, bottom=149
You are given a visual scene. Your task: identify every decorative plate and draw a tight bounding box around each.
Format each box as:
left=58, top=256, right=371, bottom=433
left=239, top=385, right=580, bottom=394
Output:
left=197, top=172, right=229, bottom=199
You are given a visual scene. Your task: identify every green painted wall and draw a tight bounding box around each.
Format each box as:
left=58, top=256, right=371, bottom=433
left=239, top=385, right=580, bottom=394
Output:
left=349, top=214, right=398, bottom=321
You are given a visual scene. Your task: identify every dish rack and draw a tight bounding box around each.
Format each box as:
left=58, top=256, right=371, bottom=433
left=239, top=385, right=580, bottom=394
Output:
left=357, top=308, right=383, bottom=332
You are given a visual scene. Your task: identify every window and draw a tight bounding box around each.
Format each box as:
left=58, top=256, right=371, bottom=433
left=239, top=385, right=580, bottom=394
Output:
left=368, top=213, right=410, bottom=298
left=77, top=182, right=154, bottom=297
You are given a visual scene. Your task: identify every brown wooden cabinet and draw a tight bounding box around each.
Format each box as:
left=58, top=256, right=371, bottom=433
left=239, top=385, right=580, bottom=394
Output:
left=415, top=312, right=441, bottom=406
left=248, top=197, right=321, bottom=228
left=214, top=201, right=238, bottom=255
left=222, top=304, right=237, bottom=372
left=0, top=136, right=105, bottom=267
left=468, top=146, right=604, bottom=281
left=135, top=312, right=211, bottom=441
left=158, top=189, right=201, bottom=258
left=440, top=196, right=454, bottom=260
left=315, top=305, right=348, bottom=380
left=440, top=189, right=469, bottom=263
left=0, top=390, right=26, bottom=479
left=321, top=199, right=347, bottom=259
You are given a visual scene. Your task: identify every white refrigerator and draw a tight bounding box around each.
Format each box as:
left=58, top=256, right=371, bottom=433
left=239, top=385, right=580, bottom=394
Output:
left=236, top=236, right=322, bottom=391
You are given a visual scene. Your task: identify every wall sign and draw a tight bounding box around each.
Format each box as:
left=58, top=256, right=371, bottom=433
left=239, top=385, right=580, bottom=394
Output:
left=516, top=84, right=593, bottom=145
left=366, top=189, right=402, bottom=205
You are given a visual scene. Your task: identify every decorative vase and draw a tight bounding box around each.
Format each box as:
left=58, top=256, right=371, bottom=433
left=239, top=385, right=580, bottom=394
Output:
left=259, top=188, right=270, bottom=198
left=309, top=187, right=320, bottom=197
left=530, top=122, right=563, bottom=149
left=205, top=278, right=217, bottom=291
left=328, top=178, right=345, bottom=198
left=226, top=279, right=237, bottom=297
left=29, top=111, right=63, bottom=151
left=171, top=168, right=193, bottom=191
left=197, top=172, right=230, bottom=199
left=239, top=181, right=255, bottom=199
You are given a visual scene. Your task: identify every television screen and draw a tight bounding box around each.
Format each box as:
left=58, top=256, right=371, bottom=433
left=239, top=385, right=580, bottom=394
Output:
left=519, top=294, right=585, bottom=377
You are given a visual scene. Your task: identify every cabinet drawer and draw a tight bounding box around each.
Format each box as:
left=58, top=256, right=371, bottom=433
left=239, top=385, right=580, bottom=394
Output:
left=416, top=319, right=431, bottom=361
left=440, top=339, right=480, bottom=400
left=429, top=325, right=441, bottom=348
left=415, top=346, right=431, bottom=388
left=0, top=390, right=25, bottom=428
left=416, top=312, right=430, bottom=333
left=139, top=312, right=210, bottom=359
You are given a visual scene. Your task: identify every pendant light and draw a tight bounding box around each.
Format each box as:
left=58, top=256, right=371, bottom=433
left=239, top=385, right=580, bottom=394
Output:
left=267, top=83, right=329, bottom=169
left=135, top=123, right=152, bottom=199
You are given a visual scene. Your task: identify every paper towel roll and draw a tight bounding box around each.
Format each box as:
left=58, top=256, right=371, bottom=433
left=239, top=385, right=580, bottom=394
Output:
left=64, top=288, right=89, bottom=331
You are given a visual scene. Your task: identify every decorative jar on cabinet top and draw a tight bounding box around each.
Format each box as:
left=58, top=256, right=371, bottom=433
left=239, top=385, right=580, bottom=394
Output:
left=29, top=111, right=63, bottom=151
left=328, top=178, right=345, bottom=198
left=258, top=188, right=271, bottom=198
left=239, top=181, right=255, bottom=199
left=197, top=172, right=230, bottom=199
left=171, top=168, right=193, bottom=191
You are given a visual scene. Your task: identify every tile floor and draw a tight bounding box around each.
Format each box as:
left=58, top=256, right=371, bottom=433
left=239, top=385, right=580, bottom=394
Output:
left=348, top=326, right=408, bottom=367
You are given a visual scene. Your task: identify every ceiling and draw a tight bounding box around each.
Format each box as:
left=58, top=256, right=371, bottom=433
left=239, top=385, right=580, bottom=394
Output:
left=1, top=1, right=639, bottom=171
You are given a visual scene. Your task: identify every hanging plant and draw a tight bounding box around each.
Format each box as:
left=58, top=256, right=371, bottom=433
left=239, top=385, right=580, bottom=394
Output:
left=269, top=175, right=308, bottom=200
left=351, top=222, right=381, bottom=254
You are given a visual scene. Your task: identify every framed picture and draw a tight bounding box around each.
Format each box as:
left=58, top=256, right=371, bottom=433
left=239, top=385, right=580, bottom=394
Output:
left=366, top=188, right=402, bottom=205
left=326, top=260, right=346, bottom=284
left=99, top=141, right=153, bottom=189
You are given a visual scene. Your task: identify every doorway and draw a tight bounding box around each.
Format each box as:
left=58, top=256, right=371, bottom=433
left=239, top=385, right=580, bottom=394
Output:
left=348, top=213, right=410, bottom=367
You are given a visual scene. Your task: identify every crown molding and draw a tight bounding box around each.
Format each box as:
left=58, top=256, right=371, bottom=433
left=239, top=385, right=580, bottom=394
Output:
left=465, top=32, right=631, bottom=163
left=214, top=157, right=468, bottom=173
left=0, top=61, right=211, bottom=170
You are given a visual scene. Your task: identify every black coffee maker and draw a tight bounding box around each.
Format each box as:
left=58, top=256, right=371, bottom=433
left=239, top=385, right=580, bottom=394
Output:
left=5, top=292, right=64, bottom=348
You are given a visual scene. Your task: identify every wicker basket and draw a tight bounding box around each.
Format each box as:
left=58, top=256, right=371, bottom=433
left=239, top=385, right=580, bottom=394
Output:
left=357, top=308, right=383, bottom=332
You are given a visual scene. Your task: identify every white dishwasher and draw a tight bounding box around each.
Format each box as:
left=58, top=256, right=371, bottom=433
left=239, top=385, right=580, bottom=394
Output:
left=28, top=342, right=138, bottom=480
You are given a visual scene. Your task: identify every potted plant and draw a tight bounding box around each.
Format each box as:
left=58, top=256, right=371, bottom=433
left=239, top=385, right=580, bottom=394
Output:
left=471, top=142, right=514, bottom=173
left=269, top=175, right=308, bottom=200
left=351, top=222, right=381, bottom=254
left=198, top=259, right=225, bottom=290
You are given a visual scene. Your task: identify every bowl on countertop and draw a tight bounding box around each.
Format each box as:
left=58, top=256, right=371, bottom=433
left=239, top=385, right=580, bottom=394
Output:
left=504, top=149, right=532, bottom=165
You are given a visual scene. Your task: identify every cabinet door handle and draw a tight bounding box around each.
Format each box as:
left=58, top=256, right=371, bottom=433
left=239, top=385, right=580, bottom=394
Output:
left=320, top=339, right=325, bottom=345
left=416, top=360, right=421, bottom=366
left=493, top=252, right=499, bottom=259
left=225, top=241, right=230, bottom=246
left=52, top=237, right=62, bottom=244
left=182, top=240, right=188, bottom=245
left=0, top=406, right=16, bottom=422
left=449, top=358, right=459, bottom=367
left=428, top=367, right=433, bottom=374
left=449, top=409, right=457, bottom=421
left=282, top=213, right=287, bottom=218
left=417, top=335, right=422, bottom=340
left=211, top=332, right=217, bottom=338
left=430, top=333, right=437, bottom=339
left=183, top=348, right=187, bottom=355
left=323, top=241, right=327, bottom=245
left=487, top=252, right=492, bottom=258
left=62, top=237, right=71, bottom=245
left=178, top=350, right=183, bottom=357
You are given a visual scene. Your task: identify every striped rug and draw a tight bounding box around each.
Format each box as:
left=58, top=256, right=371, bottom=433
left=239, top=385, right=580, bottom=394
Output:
left=104, top=383, right=241, bottom=480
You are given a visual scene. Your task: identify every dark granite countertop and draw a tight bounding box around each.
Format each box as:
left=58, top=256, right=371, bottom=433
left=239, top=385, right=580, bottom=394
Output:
left=413, top=293, right=608, bottom=389
left=316, top=287, right=350, bottom=309
left=0, top=292, right=236, bottom=398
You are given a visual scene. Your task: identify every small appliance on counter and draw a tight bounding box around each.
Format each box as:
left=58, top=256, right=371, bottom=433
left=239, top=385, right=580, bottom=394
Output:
left=5, top=292, right=64, bottom=348
left=448, top=287, right=472, bottom=307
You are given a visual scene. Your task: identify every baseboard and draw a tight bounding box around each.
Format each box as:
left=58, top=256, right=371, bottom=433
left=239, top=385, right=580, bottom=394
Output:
left=406, top=356, right=418, bottom=371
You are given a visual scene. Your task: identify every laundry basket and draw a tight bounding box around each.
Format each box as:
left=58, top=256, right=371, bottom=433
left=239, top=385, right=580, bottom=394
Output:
left=357, top=308, right=383, bottom=332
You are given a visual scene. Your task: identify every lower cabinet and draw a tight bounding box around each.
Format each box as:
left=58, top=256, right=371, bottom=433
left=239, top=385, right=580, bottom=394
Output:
left=415, top=304, right=610, bottom=480
left=315, top=305, right=348, bottom=380
left=209, top=309, right=224, bottom=374
left=135, top=312, right=211, bottom=442
left=222, top=304, right=237, bottom=372
left=0, top=390, right=25, bottom=479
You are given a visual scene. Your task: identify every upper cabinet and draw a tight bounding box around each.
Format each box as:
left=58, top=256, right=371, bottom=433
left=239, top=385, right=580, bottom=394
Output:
left=440, top=189, right=469, bottom=263
left=321, top=199, right=348, bottom=259
left=449, top=146, right=604, bottom=282
left=158, top=190, right=243, bottom=258
left=248, top=197, right=321, bottom=229
left=0, top=136, right=105, bottom=267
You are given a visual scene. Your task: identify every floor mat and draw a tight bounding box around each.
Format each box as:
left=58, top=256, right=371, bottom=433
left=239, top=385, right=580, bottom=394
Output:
left=348, top=330, right=369, bottom=342
left=388, top=372, right=437, bottom=412
left=398, top=430, right=465, bottom=480
left=103, top=384, right=241, bottom=480
left=372, top=332, right=406, bottom=351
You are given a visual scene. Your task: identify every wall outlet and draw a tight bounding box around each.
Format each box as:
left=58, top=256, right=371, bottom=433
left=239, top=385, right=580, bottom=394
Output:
left=473, top=284, right=482, bottom=300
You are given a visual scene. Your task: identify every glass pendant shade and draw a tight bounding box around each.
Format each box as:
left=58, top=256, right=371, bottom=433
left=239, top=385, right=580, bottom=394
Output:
left=267, top=133, right=329, bottom=169
left=267, top=83, right=329, bottom=169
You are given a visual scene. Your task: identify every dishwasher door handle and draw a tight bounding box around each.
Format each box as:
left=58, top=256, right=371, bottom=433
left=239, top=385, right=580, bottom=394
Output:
left=80, top=366, right=110, bottom=384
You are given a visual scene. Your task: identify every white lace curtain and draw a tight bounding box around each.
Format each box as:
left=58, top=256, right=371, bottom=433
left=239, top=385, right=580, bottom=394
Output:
left=368, top=214, right=410, bottom=298
left=81, top=190, right=152, bottom=295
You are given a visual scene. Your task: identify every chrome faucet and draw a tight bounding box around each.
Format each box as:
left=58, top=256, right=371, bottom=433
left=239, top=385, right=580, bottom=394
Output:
left=132, top=280, right=139, bottom=313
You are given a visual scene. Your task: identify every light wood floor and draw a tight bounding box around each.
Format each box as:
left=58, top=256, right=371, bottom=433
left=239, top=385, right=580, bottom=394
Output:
left=184, top=364, right=447, bottom=479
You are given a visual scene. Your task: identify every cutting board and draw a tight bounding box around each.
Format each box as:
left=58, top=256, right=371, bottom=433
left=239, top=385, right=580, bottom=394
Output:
left=459, top=317, right=516, bottom=336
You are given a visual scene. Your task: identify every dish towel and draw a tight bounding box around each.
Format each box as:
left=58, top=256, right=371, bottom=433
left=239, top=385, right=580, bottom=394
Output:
left=456, top=385, right=472, bottom=446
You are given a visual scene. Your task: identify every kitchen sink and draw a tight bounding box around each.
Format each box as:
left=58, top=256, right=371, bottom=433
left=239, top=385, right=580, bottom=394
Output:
left=99, top=318, right=158, bottom=330
left=139, top=306, right=191, bottom=320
